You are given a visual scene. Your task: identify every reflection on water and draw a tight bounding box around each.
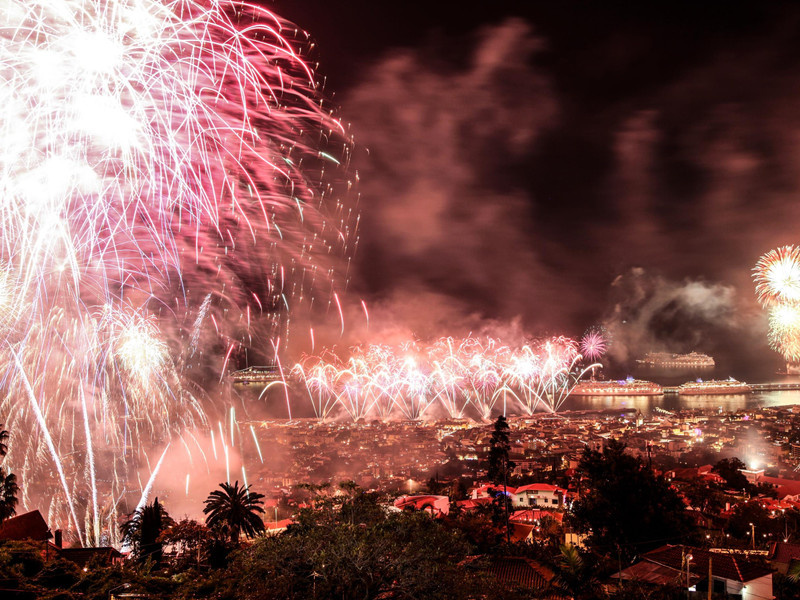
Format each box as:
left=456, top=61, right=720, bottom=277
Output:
left=563, top=389, right=800, bottom=416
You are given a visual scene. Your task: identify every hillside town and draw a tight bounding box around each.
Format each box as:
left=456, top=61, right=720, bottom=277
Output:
left=5, top=406, right=800, bottom=598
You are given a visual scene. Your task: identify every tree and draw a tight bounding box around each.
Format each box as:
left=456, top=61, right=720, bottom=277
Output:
left=713, top=457, right=750, bottom=492
left=161, top=518, right=209, bottom=568
left=556, top=544, right=599, bottom=600
left=230, top=495, right=481, bottom=600
left=487, top=415, right=515, bottom=543
left=683, top=480, right=724, bottom=515
left=0, top=425, right=8, bottom=457
left=121, top=498, right=173, bottom=565
left=727, top=501, right=774, bottom=544
left=571, top=439, right=694, bottom=559
left=487, top=415, right=515, bottom=484
left=0, top=470, right=18, bottom=525
left=203, top=481, right=265, bottom=545
left=0, top=424, right=18, bottom=525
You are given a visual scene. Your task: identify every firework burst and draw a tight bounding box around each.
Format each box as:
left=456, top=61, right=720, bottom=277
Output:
left=292, top=335, right=597, bottom=421
left=754, top=246, right=800, bottom=307
left=579, top=327, right=608, bottom=363
left=0, top=0, right=351, bottom=545
left=754, top=246, right=800, bottom=365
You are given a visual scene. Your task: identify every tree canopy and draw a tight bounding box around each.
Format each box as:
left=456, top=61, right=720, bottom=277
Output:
left=203, top=481, right=265, bottom=544
left=570, top=439, right=694, bottom=559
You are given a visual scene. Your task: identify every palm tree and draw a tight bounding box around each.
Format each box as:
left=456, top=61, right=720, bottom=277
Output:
left=0, top=470, right=18, bottom=525
left=203, top=481, right=265, bottom=544
left=121, top=497, right=173, bottom=564
left=0, top=424, right=9, bottom=458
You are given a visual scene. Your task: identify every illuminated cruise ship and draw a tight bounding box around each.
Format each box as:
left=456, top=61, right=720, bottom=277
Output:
left=636, top=351, right=715, bottom=368
left=229, top=366, right=283, bottom=384
left=571, top=377, right=663, bottom=396
left=677, top=378, right=751, bottom=395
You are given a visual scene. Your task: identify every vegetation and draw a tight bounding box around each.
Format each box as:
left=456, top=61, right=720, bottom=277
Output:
left=203, top=481, right=266, bottom=545
left=3, top=427, right=800, bottom=599
left=0, top=424, right=17, bottom=525
left=121, top=497, right=174, bottom=565
left=487, top=414, right=515, bottom=542
left=570, top=439, right=695, bottom=559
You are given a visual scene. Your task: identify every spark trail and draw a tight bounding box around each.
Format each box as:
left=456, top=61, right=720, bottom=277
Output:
left=0, top=0, right=351, bottom=543
left=292, top=335, right=596, bottom=421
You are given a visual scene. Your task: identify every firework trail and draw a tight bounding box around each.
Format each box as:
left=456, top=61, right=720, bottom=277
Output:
left=0, top=0, right=351, bottom=544
left=754, top=246, right=800, bottom=364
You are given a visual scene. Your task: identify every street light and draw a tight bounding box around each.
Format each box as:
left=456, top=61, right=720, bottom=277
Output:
left=685, top=553, right=693, bottom=600
left=750, top=522, right=755, bottom=550
left=783, top=509, right=788, bottom=542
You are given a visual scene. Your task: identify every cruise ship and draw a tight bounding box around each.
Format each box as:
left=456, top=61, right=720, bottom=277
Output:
left=636, top=351, right=715, bottom=368
left=571, top=377, right=663, bottom=396
left=677, top=378, right=751, bottom=395
left=229, top=366, right=283, bottom=385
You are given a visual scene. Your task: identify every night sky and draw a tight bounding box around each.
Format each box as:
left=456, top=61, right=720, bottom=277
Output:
left=270, top=1, right=800, bottom=375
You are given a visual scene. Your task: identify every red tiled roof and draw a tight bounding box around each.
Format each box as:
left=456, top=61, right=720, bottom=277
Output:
left=515, top=483, right=565, bottom=494
left=509, top=523, right=534, bottom=543
left=642, top=545, right=772, bottom=583
left=510, top=509, right=563, bottom=524
left=264, top=518, right=293, bottom=531
left=488, top=556, right=555, bottom=589
left=770, top=541, right=800, bottom=565
left=0, top=511, right=49, bottom=542
left=59, top=547, right=122, bottom=568
left=455, top=498, right=493, bottom=510
left=761, top=476, right=800, bottom=498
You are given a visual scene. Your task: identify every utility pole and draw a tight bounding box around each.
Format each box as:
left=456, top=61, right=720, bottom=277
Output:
left=707, top=555, right=712, bottom=600
left=503, top=452, right=510, bottom=544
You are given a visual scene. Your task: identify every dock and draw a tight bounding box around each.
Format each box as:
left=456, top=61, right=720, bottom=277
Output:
left=663, top=382, right=800, bottom=395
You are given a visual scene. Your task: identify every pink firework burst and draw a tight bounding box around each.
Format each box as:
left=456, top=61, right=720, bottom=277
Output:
left=580, top=329, right=607, bottom=362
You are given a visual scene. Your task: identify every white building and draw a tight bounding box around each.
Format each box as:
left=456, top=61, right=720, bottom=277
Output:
left=512, top=483, right=566, bottom=509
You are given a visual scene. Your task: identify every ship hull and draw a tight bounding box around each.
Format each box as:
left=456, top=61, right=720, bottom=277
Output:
left=571, top=381, right=663, bottom=396
left=677, top=386, right=752, bottom=395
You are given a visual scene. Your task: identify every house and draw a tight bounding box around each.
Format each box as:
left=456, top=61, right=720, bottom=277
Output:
left=0, top=510, right=51, bottom=543
left=393, top=494, right=450, bottom=517
left=613, top=545, right=773, bottom=600
left=462, top=555, right=566, bottom=596
left=264, top=518, right=293, bottom=535
left=486, top=556, right=570, bottom=597
left=512, top=484, right=566, bottom=509
left=59, top=547, right=124, bottom=568
left=470, top=484, right=517, bottom=500
left=769, top=541, right=800, bottom=574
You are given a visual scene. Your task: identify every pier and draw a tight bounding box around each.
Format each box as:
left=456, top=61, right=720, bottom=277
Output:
left=662, top=382, right=800, bottom=395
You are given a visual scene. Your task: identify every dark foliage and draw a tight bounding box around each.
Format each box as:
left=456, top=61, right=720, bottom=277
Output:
left=203, top=481, right=265, bottom=545
left=120, top=497, right=174, bottom=565
left=571, top=439, right=694, bottom=559
left=712, top=457, right=750, bottom=492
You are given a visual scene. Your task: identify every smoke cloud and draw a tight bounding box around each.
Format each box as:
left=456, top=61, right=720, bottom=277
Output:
left=344, top=20, right=562, bottom=332
left=336, top=13, right=800, bottom=372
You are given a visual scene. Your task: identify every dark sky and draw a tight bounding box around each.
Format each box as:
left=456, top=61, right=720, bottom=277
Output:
left=268, top=1, right=800, bottom=373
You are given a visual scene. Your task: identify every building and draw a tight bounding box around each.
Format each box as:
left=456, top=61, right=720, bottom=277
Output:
left=512, top=484, right=566, bottom=509
left=0, top=510, right=51, bottom=543
left=393, top=494, right=450, bottom=517
left=613, top=545, right=773, bottom=600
